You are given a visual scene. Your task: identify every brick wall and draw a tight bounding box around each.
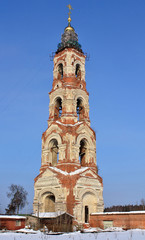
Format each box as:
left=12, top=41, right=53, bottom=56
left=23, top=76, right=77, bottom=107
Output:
left=0, top=216, right=26, bottom=230
left=90, top=212, right=145, bottom=230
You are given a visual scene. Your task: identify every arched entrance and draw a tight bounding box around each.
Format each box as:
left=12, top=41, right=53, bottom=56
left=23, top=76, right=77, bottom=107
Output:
left=45, top=193, right=55, bottom=212
left=82, top=192, right=97, bottom=223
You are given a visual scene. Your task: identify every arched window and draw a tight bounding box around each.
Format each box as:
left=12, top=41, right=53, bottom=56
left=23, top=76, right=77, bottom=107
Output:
left=76, top=98, right=84, bottom=121
left=54, top=97, right=62, bottom=119
left=75, top=64, right=81, bottom=79
left=45, top=193, right=55, bottom=212
left=49, top=139, right=59, bottom=166
left=79, top=139, right=87, bottom=166
left=58, top=63, right=63, bottom=79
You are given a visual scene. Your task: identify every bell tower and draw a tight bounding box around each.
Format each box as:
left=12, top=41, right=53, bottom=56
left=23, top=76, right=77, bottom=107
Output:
left=33, top=5, right=104, bottom=224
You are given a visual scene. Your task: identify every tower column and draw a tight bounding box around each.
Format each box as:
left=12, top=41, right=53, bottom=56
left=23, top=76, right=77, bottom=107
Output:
left=33, top=5, right=104, bottom=223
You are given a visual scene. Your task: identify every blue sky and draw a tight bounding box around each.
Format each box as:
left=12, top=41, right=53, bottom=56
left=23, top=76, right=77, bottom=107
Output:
left=0, top=0, right=145, bottom=213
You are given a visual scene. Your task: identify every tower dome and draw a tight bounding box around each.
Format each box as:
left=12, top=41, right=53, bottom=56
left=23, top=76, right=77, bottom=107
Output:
left=64, top=23, right=75, bottom=32
left=56, top=5, right=82, bottom=53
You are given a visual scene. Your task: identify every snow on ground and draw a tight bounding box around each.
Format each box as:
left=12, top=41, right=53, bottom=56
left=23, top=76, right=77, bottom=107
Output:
left=0, top=229, right=145, bottom=240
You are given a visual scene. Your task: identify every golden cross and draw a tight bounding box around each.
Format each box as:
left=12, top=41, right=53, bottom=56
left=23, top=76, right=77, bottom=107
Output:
left=67, top=4, right=73, bottom=23
left=67, top=4, right=73, bottom=11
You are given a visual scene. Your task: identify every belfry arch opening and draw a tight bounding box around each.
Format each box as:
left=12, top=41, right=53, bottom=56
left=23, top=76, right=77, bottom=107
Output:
left=75, top=63, right=81, bottom=79
left=45, top=193, right=55, bottom=212
left=76, top=98, right=84, bottom=121
left=58, top=63, right=63, bottom=79
left=79, top=139, right=87, bottom=166
left=54, top=97, right=62, bottom=119
left=49, top=139, right=59, bottom=166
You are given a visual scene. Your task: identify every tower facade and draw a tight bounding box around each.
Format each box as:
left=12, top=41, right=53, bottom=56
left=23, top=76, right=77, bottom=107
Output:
left=33, top=12, right=104, bottom=223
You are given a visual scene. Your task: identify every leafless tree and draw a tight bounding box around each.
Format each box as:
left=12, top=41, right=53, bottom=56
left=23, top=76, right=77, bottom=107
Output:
left=5, top=184, right=28, bottom=214
left=141, top=198, right=145, bottom=210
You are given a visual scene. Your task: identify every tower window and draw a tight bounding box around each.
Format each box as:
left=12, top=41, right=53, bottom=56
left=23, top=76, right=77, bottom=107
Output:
left=58, top=63, right=63, bottom=79
left=54, top=97, right=62, bottom=119
left=49, top=139, right=59, bottom=166
left=76, top=98, right=84, bottom=121
left=85, top=206, right=89, bottom=223
left=79, top=139, right=87, bottom=166
left=75, top=64, right=81, bottom=79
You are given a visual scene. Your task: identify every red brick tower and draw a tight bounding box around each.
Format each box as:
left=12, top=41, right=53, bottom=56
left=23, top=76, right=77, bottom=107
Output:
left=33, top=6, right=104, bottom=224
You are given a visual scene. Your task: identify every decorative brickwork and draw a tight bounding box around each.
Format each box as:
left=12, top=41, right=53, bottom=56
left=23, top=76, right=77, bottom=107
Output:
left=33, top=24, right=104, bottom=223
